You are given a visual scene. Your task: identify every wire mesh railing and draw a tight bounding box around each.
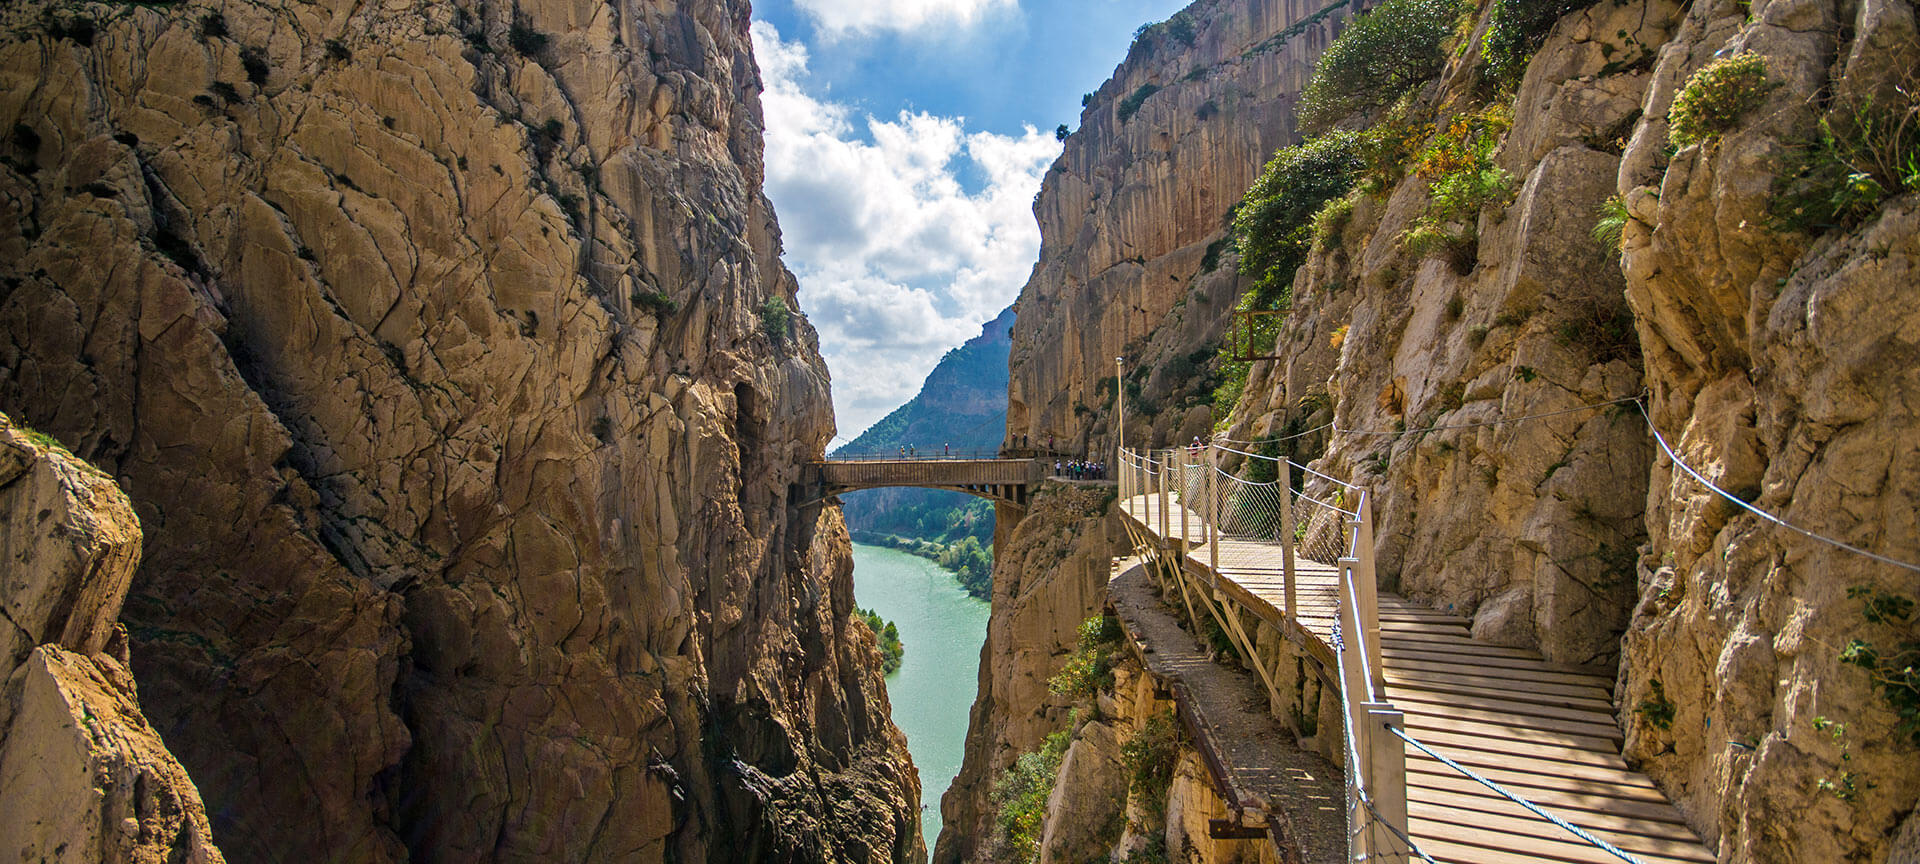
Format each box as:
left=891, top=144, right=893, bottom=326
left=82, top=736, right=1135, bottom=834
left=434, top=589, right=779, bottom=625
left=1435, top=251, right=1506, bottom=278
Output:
left=1118, top=442, right=1409, bottom=862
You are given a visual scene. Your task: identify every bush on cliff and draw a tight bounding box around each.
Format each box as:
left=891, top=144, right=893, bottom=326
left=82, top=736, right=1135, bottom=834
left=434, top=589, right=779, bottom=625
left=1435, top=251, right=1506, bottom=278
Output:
left=1770, top=68, right=1920, bottom=233
left=1120, top=710, right=1183, bottom=824
left=1298, top=0, right=1462, bottom=134
left=855, top=608, right=904, bottom=674
left=1049, top=615, right=1124, bottom=699
left=1668, top=53, right=1770, bottom=148
left=991, top=727, right=1073, bottom=862
left=1232, top=131, right=1363, bottom=303
left=1481, top=0, right=1599, bottom=86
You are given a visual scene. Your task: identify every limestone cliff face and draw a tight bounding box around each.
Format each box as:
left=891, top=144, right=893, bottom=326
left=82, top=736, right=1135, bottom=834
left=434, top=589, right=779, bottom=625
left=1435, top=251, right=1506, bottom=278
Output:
left=1225, top=0, right=1672, bottom=669
left=0, top=413, right=225, bottom=864
left=1613, top=0, right=1920, bottom=855
left=0, top=0, right=918, bottom=860
left=933, top=484, right=1128, bottom=862
left=1005, top=0, right=1367, bottom=457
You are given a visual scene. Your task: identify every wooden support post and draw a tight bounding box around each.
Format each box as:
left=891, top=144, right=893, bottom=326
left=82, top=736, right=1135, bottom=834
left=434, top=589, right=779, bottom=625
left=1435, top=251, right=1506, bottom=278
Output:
left=1217, top=588, right=1285, bottom=713
left=1363, top=702, right=1410, bottom=864
left=1280, top=460, right=1297, bottom=622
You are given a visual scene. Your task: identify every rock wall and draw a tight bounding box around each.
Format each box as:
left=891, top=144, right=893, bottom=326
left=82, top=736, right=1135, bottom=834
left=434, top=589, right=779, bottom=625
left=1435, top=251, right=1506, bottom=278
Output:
left=1225, top=0, right=1672, bottom=668
left=933, top=484, right=1128, bottom=862
left=0, top=0, right=918, bottom=860
left=1614, top=0, right=1920, bottom=855
left=1221, top=0, right=1920, bottom=856
left=1005, top=0, right=1369, bottom=458
left=0, top=413, right=225, bottom=864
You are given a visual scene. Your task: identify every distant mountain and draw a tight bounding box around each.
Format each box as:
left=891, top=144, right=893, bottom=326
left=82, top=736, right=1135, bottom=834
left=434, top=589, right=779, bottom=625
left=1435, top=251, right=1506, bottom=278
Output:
left=836, top=305, right=1015, bottom=458
left=835, top=306, right=1014, bottom=599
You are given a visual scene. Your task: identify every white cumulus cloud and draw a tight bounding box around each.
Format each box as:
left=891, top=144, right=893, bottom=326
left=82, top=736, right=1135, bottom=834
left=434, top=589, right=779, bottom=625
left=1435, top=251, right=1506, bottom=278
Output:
left=752, top=21, right=1059, bottom=439
left=792, top=0, right=1018, bottom=37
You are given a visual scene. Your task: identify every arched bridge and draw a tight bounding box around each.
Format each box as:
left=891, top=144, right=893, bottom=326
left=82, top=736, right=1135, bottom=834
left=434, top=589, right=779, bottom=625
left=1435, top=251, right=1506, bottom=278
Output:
left=796, top=456, right=1044, bottom=507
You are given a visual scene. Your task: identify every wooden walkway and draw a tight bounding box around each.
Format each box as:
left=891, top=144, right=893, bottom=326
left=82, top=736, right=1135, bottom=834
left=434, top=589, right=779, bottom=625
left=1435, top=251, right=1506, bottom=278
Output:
left=1119, top=494, right=1712, bottom=864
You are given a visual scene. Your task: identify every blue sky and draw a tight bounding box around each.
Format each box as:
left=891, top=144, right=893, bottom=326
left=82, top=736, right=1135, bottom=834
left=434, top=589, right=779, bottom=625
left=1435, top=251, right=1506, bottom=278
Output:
left=752, top=0, right=1192, bottom=439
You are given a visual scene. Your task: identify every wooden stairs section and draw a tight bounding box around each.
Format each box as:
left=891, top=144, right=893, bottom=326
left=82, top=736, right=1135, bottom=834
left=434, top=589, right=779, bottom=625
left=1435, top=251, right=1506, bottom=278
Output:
left=1118, top=494, right=1712, bottom=864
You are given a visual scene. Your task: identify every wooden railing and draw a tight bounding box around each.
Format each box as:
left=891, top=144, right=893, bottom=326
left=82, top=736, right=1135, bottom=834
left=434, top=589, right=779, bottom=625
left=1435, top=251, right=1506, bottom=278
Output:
left=1119, top=444, right=1414, bottom=862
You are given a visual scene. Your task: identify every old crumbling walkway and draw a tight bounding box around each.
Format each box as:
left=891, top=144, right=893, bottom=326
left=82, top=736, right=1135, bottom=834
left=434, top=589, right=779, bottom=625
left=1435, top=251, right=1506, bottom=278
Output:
left=1108, top=557, right=1346, bottom=863
left=1115, top=446, right=1713, bottom=864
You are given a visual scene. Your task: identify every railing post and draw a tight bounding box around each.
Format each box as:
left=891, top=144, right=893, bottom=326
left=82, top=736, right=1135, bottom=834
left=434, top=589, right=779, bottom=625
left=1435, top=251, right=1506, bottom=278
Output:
left=1280, top=460, right=1297, bottom=621
left=1364, top=702, right=1410, bottom=864
left=1354, top=490, right=1384, bottom=692
left=1205, top=445, right=1220, bottom=584
left=1157, top=451, right=1170, bottom=539
left=1178, top=450, right=1191, bottom=548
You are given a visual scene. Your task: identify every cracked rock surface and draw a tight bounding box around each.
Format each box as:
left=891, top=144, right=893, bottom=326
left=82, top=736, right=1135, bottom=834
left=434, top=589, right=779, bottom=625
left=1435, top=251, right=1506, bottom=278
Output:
left=0, top=0, right=918, bottom=860
left=0, top=411, right=225, bottom=864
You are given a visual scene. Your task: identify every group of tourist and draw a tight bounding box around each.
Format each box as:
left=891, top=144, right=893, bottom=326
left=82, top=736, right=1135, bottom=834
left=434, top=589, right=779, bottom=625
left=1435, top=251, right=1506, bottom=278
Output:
left=1054, top=459, right=1107, bottom=481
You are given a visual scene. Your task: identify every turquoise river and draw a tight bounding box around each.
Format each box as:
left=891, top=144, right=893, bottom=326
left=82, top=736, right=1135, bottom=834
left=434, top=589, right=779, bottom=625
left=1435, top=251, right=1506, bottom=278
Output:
left=850, top=543, right=992, bottom=858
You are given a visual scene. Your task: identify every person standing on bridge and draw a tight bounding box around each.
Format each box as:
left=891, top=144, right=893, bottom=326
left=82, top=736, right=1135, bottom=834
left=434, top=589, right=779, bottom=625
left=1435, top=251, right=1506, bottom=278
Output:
left=944, top=443, right=950, bottom=456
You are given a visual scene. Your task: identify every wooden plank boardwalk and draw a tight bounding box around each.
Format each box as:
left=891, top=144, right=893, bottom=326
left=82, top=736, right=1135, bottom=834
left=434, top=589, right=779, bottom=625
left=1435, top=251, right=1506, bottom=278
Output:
left=1119, top=494, right=1712, bottom=864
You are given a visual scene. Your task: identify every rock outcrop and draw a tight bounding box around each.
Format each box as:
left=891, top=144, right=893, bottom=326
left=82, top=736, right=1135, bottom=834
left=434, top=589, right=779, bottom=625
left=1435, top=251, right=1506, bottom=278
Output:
left=0, top=0, right=918, bottom=860
left=0, top=413, right=225, bottom=864
left=934, top=483, right=1129, bottom=862
left=1005, top=0, right=1368, bottom=458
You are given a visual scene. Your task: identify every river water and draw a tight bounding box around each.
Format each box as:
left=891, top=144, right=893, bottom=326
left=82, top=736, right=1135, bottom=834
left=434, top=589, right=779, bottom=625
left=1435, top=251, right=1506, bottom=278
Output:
left=850, top=543, right=991, bottom=859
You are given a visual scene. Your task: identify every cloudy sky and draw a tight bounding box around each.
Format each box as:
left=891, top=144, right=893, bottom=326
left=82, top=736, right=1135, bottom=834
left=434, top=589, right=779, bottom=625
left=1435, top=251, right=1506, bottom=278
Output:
left=751, top=0, right=1190, bottom=439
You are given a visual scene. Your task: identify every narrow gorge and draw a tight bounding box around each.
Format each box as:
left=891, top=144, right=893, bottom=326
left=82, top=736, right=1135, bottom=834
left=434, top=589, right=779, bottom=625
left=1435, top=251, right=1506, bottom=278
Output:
left=1, top=0, right=1915, bottom=858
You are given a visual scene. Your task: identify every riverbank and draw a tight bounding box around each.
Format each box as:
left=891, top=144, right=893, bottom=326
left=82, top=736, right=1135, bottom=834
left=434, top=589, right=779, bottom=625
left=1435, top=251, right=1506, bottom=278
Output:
left=849, top=530, right=991, bottom=601
left=850, top=544, right=992, bottom=860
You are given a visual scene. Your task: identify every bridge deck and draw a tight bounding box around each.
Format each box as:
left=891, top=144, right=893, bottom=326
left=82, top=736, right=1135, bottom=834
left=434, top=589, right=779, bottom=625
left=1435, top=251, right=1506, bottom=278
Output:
left=1120, top=494, right=1712, bottom=864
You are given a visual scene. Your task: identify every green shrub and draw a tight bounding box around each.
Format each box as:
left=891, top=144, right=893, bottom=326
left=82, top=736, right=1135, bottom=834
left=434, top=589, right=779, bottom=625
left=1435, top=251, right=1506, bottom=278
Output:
left=1233, top=131, right=1364, bottom=300
left=1838, top=587, right=1920, bottom=745
left=508, top=22, right=549, bottom=56
left=1481, top=0, right=1598, bottom=86
left=1401, top=104, right=1514, bottom=270
left=1054, top=123, right=1069, bottom=141
left=199, top=12, right=226, bottom=39
left=1118, top=84, right=1161, bottom=122
left=758, top=296, right=792, bottom=344
left=1668, top=53, right=1770, bottom=148
left=632, top=289, right=678, bottom=317
left=209, top=81, right=242, bottom=103
left=1120, top=710, right=1183, bottom=823
left=1049, top=616, right=1124, bottom=699
left=856, top=607, right=905, bottom=674
left=1770, top=83, right=1920, bottom=233
left=992, top=728, right=1073, bottom=862
left=1298, top=0, right=1462, bottom=133
left=1591, top=194, right=1629, bottom=249
left=1310, top=192, right=1358, bottom=247
left=324, top=38, right=352, bottom=62
left=1635, top=680, right=1675, bottom=730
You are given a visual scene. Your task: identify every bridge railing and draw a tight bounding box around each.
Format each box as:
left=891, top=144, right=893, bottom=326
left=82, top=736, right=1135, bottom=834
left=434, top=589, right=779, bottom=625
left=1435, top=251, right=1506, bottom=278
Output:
left=1119, top=443, right=1413, bottom=863
left=823, top=449, right=1009, bottom=461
